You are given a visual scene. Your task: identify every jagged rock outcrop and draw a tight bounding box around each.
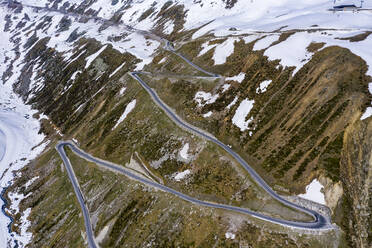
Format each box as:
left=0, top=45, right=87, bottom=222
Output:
left=319, top=175, right=343, bottom=212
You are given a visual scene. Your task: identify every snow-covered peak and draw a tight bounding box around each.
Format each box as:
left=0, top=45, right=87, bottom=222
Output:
left=10, top=1, right=372, bottom=41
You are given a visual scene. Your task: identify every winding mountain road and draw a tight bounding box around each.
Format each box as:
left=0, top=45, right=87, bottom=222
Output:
left=130, top=69, right=331, bottom=229
left=57, top=141, right=331, bottom=233
left=0, top=1, right=330, bottom=246
left=56, top=39, right=333, bottom=247
left=57, top=144, right=98, bottom=248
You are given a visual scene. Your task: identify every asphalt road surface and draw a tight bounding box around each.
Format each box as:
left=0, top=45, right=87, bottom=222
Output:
left=56, top=145, right=98, bottom=248
left=129, top=72, right=331, bottom=228
left=57, top=141, right=331, bottom=233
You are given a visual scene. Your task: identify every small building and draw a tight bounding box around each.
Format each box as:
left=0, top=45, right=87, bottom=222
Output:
left=332, top=4, right=359, bottom=11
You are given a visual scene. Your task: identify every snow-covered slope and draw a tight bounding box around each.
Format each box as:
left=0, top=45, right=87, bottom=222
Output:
left=8, top=1, right=372, bottom=77
left=189, top=0, right=372, bottom=37
left=0, top=9, right=47, bottom=246
left=14, top=1, right=372, bottom=34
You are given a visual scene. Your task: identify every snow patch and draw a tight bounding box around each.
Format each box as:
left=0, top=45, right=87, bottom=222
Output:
left=174, top=170, right=191, bottom=181
left=88, top=0, right=128, bottom=19
left=194, top=91, right=219, bottom=107
left=112, top=99, right=136, bottom=130
left=225, top=232, right=236, bottom=239
left=64, top=49, right=86, bottom=70
left=109, top=63, right=126, bottom=78
left=197, top=38, right=238, bottom=64
left=226, top=96, right=238, bottom=110
left=119, top=87, right=127, bottom=96
left=71, top=70, right=81, bottom=80
left=256, top=80, right=272, bottom=93
left=232, top=99, right=255, bottom=132
left=85, top=45, right=107, bottom=69
left=298, top=179, right=325, bottom=205
left=158, top=57, right=167, bottom=64
left=198, top=41, right=217, bottom=57
left=163, top=20, right=175, bottom=35
left=0, top=131, right=5, bottom=162
left=203, top=111, right=213, bottom=118
left=213, top=38, right=238, bottom=65
left=18, top=208, right=32, bottom=244
left=361, top=107, right=372, bottom=120
left=226, top=73, right=245, bottom=83
left=72, top=138, right=79, bottom=145
left=7, top=191, right=34, bottom=247
left=0, top=108, right=46, bottom=248
left=243, top=34, right=261, bottom=44
left=24, top=176, right=39, bottom=190
left=264, top=31, right=372, bottom=77
left=221, top=84, right=231, bottom=93
left=253, top=35, right=280, bottom=51
left=179, top=143, right=189, bottom=160
left=362, top=82, right=372, bottom=120
left=264, top=32, right=312, bottom=75
left=188, top=0, right=372, bottom=40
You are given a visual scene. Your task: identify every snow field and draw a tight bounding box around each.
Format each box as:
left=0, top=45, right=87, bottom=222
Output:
left=174, top=170, right=191, bottom=181
left=109, top=63, right=126, bottom=78
left=226, top=73, right=246, bottom=83
left=85, top=45, right=108, bottom=69
left=226, top=96, right=238, bottom=110
left=256, top=80, right=272, bottom=94
left=253, top=35, right=280, bottom=51
left=298, top=179, right=326, bottom=205
left=179, top=143, right=189, bottom=160
left=232, top=99, right=255, bottom=132
left=194, top=91, right=219, bottom=107
left=203, top=111, right=213, bottom=118
left=112, top=99, right=137, bottom=130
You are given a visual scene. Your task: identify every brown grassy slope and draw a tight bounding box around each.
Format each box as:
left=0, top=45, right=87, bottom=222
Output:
left=151, top=39, right=371, bottom=193
left=16, top=37, right=313, bottom=222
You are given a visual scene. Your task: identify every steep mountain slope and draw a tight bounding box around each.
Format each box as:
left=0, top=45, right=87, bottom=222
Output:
left=341, top=120, right=372, bottom=248
left=0, top=0, right=371, bottom=247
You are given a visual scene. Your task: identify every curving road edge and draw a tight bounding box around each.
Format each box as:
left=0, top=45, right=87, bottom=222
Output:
left=56, top=145, right=98, bottom=248
left=128, top=72, right=332, bottom=229
left=129, top=41, right=333, bottom=226
left=55, top=39, right=334, bottom=248
left=57, top=141, right=332, bottom=234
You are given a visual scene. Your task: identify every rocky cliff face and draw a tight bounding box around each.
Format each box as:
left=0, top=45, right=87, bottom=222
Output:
left=341, top=117, right=372, bottom=248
